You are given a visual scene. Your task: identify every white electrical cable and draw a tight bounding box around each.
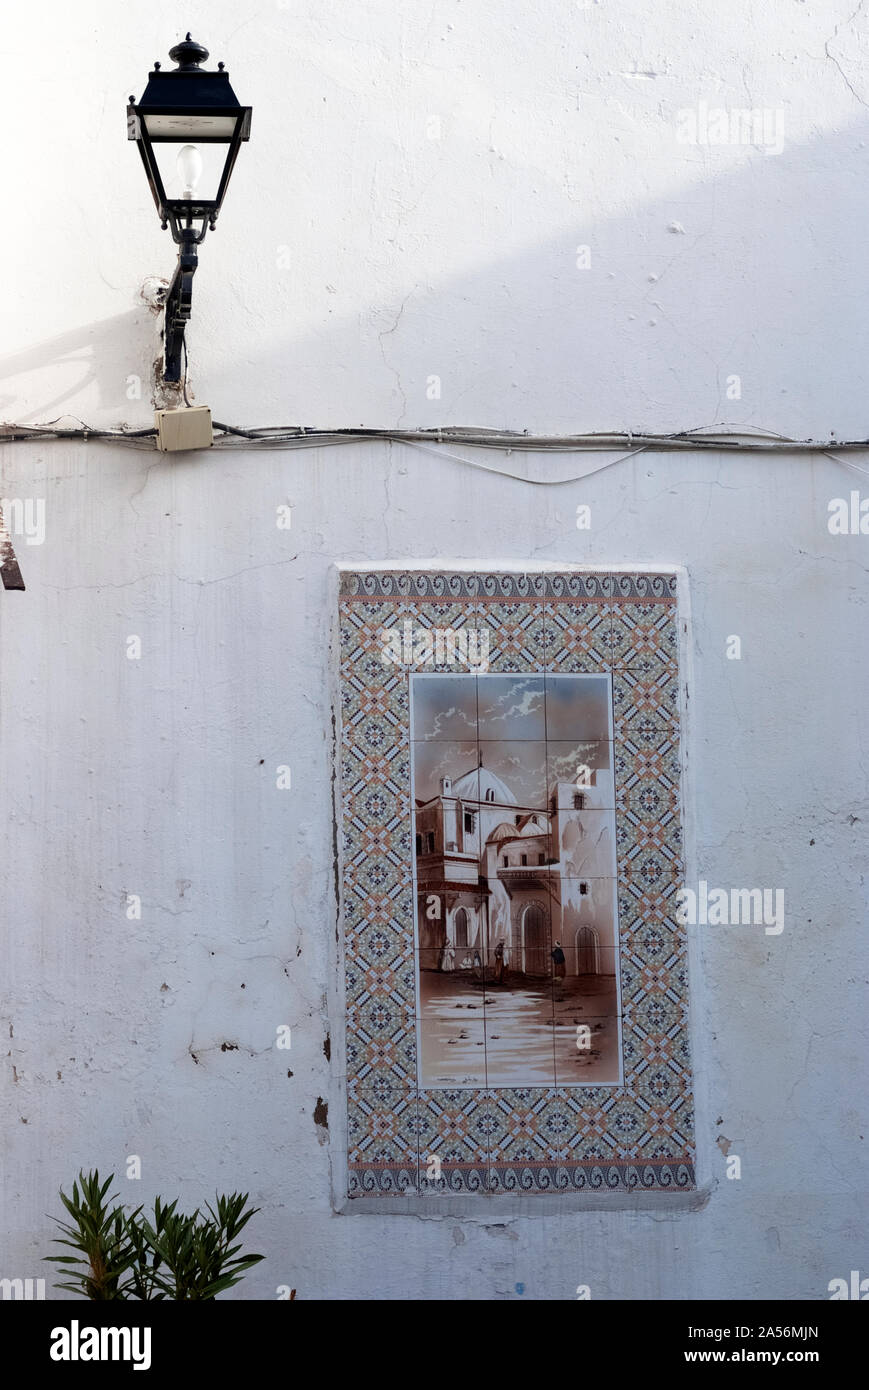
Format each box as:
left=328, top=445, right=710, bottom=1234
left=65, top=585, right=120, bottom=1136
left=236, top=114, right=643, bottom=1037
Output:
left=823, top=451, right=869, bottom=480
left=400, top=437, right=651, bottom=484
left=4, top=420, right=869, bottom=487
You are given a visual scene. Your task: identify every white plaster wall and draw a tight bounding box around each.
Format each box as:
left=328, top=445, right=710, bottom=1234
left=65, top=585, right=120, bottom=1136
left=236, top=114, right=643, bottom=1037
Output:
left=1, top=441, right=865, bottom=1299
left=5, top=0, right=869, bottom=434
left=0, top=0, right=867, bottom=1299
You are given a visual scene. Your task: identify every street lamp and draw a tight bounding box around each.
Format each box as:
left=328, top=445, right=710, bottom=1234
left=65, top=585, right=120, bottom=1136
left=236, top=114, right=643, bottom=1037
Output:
left=127, top=35, right=252, bottom=383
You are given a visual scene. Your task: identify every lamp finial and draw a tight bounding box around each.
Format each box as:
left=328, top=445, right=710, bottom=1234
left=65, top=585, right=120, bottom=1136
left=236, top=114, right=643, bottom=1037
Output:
left=168, top=35, right=209, bottom=69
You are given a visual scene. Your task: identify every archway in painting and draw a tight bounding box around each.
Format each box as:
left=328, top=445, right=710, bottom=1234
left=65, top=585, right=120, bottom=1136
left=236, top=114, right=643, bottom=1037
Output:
left=454, top=907, right=469, bottom=950
left=575, top=924, right=600, bottom=975
left=521, top=902, right=549, bottom=976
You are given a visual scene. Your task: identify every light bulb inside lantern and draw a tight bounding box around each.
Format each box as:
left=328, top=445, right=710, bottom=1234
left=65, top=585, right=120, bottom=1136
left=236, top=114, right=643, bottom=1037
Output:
left=176, top=144, right=203, bottom=198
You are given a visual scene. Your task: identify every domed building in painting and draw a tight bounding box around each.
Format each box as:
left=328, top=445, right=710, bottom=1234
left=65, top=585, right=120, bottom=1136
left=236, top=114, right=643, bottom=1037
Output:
left=414, top=752, right=616, bottom=979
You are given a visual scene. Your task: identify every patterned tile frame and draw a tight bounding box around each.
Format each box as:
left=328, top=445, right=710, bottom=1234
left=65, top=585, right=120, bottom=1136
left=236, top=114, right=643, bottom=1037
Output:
left=337, top=570, right=695, bottom=1197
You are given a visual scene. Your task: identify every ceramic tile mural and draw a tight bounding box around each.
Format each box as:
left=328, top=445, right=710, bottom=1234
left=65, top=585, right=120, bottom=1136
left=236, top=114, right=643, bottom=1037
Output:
left=338, top=571, right=695, bottom=1197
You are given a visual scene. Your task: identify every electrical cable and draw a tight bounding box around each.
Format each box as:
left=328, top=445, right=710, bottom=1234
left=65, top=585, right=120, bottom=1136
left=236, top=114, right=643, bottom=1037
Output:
left=400, top=437, right=652, bottom=483
left=4, top=419, right=869, bottom=450
left=823, top=451, right=869, bottom=481
left=180, top=340, right=193, bottom=408
left=3, top=420, right=869, bottom=485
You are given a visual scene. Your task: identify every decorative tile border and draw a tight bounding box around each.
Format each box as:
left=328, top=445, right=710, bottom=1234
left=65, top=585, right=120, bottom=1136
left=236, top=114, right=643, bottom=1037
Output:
left=337, top=570, right=695, bottom=1196
left=338, top=571, right=678, bottom=601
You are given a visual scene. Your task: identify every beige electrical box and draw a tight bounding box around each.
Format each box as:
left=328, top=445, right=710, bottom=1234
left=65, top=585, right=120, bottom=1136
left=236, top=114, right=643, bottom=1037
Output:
left=155, top=406, right=213, bottom=452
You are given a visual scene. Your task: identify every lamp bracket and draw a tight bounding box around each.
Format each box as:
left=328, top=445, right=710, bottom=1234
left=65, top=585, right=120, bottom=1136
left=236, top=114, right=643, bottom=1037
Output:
left=163, top=228, right=200, bottom=384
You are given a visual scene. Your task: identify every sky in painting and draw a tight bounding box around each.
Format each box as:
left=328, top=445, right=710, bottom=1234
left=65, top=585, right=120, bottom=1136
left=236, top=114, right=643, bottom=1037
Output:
left=411, top=674, right=612, bottom=804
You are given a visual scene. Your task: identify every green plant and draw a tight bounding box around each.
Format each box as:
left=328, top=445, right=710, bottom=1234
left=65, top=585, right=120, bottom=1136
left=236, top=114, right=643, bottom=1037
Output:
left=137, top=1191, right=265, bottom=1300
left=46, top=1170, right=265, bottom=1300
left=44, top=1171, right=142, bottom=1300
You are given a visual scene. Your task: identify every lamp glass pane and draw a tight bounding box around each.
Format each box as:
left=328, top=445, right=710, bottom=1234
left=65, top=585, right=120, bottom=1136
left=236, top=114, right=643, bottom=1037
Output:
left=144, top=113, right=237, bottom=138
left=150, top=138, right=231, bottom=202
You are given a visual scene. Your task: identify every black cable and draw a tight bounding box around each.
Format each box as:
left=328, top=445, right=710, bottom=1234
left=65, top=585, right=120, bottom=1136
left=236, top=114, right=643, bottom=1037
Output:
left=180, top=338, right=193, bottom=408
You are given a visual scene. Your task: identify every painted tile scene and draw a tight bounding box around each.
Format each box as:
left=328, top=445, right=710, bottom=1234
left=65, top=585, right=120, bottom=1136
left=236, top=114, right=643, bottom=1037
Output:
left=411, top=673, right=622, bottom=1088
left=339, top=569, right=695, bottom=1196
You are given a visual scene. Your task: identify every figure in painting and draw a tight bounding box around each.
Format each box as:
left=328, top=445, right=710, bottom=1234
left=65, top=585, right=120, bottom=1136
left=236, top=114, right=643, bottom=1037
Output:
left=551, top=941, right=566, bottom=979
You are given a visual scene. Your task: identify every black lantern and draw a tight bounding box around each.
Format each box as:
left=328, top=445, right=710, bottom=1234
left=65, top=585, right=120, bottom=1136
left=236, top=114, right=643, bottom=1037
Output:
left=127, top=35, right=252, bottom=382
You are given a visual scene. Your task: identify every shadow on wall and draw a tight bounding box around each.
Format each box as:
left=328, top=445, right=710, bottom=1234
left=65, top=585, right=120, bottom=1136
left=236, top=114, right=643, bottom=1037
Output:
left=170, top=114, right=869, bottom=437
left=3, top=118, right=869, bottom=436
left=0, top=310, right=159, bottom=424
